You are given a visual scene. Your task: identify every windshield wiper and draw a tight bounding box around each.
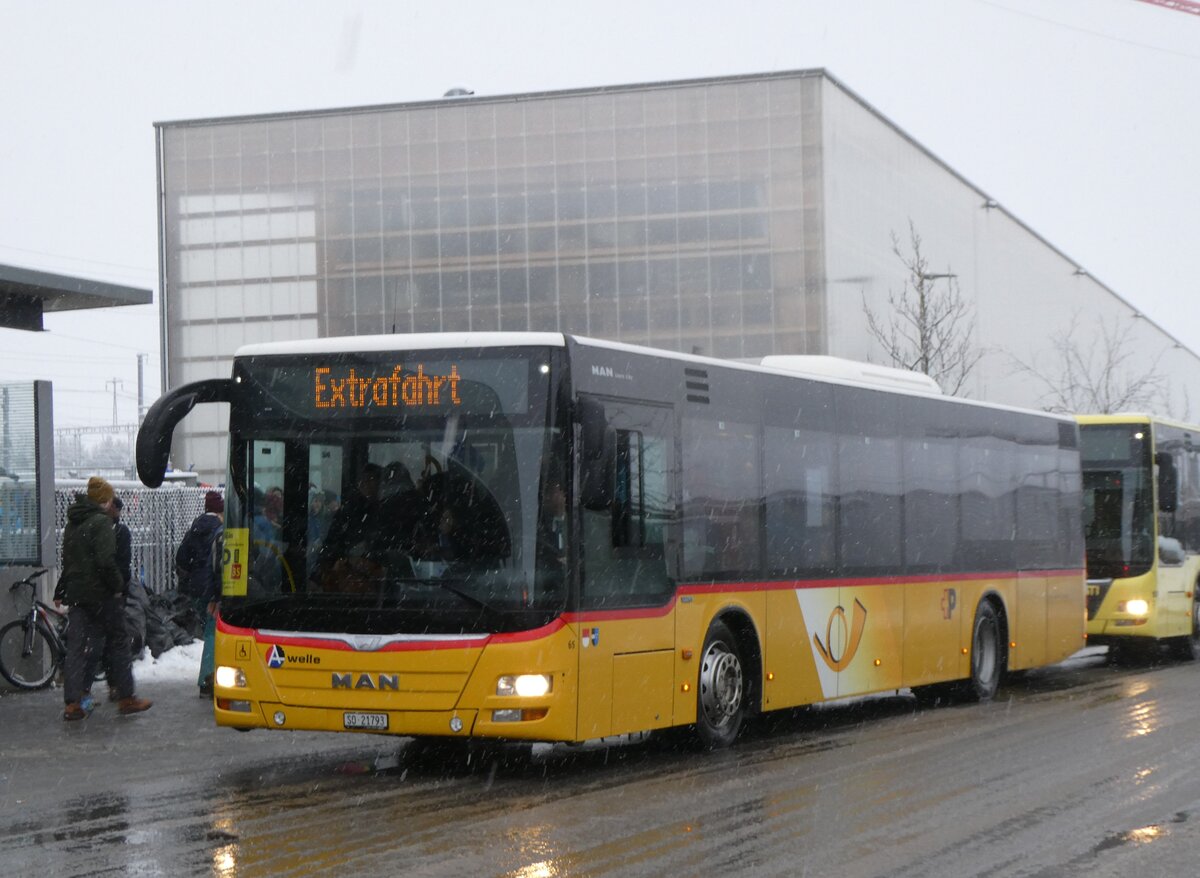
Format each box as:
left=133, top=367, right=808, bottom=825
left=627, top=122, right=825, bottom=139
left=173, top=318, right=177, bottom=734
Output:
left=398, top=572, right=507, bottom=619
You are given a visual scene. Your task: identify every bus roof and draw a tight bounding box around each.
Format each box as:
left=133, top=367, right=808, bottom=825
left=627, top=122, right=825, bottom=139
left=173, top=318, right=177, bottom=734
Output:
left=234, top=331, right=1071, bottom=423
left=235, top=332, right=567, bottom=357
left=1078, top=412, right=1200, bottom=432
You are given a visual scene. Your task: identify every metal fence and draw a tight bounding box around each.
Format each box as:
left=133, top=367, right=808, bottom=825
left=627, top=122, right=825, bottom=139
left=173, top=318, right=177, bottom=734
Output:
left=55, top=482, right=220, bottom=595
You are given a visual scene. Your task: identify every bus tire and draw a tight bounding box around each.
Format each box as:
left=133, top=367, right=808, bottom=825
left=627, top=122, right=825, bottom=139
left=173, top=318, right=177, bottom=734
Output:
left=912, top=682, right=952, bottom=708
left=963, top=600, right=1003, bottom=702
left=1171, top=598, right=1200, bottom=661
left=1108, top=640, right=1150, bottom=666
left=695, top=620, right=746, bottom=749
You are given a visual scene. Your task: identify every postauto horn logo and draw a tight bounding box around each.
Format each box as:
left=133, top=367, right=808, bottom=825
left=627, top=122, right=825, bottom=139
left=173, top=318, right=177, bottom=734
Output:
left=813, top=599, right=868, bottom=672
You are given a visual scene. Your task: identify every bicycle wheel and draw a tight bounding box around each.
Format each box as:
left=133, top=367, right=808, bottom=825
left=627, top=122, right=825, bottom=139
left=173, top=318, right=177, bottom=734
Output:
left=0, top=619, right=58, bottom=689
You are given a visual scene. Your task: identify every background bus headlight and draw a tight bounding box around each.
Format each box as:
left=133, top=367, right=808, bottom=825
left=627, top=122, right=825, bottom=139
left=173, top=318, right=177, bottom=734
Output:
left=216, top=666, right=247, bottom=688
left=496, top=674, right=552, bottom=697
left=1120, top=599, right=1150, bottom=617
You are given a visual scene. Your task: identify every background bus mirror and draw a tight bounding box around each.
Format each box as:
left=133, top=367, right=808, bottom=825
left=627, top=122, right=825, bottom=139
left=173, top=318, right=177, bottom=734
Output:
left=1155, top=452, right=1178, bottom=513
left=1158, top=536, right=1186, bottom=566
left=578, top=397, right=614, bottom=510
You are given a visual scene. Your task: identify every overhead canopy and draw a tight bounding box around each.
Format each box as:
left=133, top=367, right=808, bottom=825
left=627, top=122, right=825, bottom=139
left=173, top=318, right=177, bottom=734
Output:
left=0, top=263, right=152, bottom=331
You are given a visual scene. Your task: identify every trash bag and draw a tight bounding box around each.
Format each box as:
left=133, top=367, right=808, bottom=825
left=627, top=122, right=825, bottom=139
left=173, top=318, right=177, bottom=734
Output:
left=139, top=588, right=194, bottom=657
left=143, top=603, right=175, bottom=659
left=124, top=578, right=151, bottom=657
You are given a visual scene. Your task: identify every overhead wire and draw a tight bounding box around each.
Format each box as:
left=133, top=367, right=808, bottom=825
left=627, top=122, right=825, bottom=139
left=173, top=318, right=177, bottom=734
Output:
left=972, top=0, right=1200, bottom=61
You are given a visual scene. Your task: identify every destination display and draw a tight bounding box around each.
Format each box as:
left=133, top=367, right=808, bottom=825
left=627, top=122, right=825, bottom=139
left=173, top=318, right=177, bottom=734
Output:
left=236, top=353, right=540, bottom=419
left=314, top=363, right=463, bottom=410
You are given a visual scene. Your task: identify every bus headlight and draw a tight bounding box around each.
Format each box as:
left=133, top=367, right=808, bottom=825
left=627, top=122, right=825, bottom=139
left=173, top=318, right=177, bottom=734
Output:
left=215, top=666, right=247, bottom=688
left=496, top=674, right=552, bottom=697
left=1120, top=599, right=1150, bottom=617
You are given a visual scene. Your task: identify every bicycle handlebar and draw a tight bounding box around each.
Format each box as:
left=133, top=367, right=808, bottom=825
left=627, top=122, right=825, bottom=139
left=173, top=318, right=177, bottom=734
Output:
left=8, top=569, right=49, bottom=592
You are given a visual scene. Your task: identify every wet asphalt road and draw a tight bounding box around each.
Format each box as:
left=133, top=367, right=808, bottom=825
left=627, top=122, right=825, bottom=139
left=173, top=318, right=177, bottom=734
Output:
left=3, top=648, right=1200, bottom=877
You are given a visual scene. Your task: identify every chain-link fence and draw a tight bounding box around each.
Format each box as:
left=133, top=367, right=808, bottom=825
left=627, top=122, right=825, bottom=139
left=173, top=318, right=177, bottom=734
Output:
left=55, top=482, right=220, bottom=595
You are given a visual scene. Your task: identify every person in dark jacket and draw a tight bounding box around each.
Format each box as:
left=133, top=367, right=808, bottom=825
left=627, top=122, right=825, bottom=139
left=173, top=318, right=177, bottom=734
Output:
left=59, top=477, right=152, bottom=721
left=177, top=491, right=223, bottom=696
left=113, top=496, right=132, bottom=591
left=83, top=495, right=136, bottom=698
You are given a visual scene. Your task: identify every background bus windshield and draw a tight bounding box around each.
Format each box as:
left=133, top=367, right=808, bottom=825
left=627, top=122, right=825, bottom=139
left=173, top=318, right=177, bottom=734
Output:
left=221, top=349, right=566, bottom=635
left=1080, top=424, right=1154, bottom=579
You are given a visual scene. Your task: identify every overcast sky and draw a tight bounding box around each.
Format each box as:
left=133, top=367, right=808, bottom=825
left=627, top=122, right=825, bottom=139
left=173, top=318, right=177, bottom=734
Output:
left=1, top=0, right=1197, bottom=428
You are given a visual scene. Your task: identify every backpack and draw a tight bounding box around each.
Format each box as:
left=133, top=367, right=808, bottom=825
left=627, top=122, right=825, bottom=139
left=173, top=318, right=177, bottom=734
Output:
left=175, top=517, right=222, bottom=598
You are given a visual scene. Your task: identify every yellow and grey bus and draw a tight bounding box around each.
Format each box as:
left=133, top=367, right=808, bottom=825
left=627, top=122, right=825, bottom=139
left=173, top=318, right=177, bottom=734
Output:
left=1078, top=414, right=1200, bottom=660
left=138, top=333, right=1086, bottom=747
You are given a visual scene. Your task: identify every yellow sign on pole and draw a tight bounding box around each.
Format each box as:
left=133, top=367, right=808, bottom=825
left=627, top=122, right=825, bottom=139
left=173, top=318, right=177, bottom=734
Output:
left=222, top=527, right=249, bottom=597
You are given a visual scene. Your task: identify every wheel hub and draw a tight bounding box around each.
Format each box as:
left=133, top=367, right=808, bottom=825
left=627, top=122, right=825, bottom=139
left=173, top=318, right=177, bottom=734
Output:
left=700, top=642, right=743, bottom=728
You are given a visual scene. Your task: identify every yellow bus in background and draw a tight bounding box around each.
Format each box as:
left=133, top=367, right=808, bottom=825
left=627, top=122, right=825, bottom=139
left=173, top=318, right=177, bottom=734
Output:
left=1078, top=414, right=1200, bottom=661
left=138, top=333, right=1086, bottom=748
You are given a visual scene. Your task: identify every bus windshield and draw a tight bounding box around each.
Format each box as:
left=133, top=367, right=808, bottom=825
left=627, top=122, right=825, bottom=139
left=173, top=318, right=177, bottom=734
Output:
left=220, top=346, right=568, bottom=636
left=1080, top=423, right=1154, bottom=580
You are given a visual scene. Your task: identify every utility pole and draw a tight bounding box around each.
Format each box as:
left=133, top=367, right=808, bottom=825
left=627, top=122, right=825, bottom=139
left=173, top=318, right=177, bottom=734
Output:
left=137, top=354, right=147, bottom=422
left=105, top=378, right=123, bottom=427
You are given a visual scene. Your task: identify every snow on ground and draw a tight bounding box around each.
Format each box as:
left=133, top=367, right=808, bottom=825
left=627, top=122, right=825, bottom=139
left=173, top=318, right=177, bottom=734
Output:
left=131, top=640, right=204, bottom=684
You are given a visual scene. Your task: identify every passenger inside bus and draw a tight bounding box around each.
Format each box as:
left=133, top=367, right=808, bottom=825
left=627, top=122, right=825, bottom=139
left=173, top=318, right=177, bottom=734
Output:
left=538, top=476, right=568, bottom=567
left=533, top=476, right=568, bottom=599
left=312, top=462, right=384, bottom=593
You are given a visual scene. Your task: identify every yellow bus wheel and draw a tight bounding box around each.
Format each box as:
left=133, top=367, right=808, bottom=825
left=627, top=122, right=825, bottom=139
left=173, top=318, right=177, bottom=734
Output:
left=964, top=601, right=1004, bottom=702
left=1171, top=598, right=1200, bottom=662
left=695, top=620, right=745, bottom=749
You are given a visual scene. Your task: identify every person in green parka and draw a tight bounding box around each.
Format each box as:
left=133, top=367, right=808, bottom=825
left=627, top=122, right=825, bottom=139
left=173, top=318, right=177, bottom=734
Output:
left=59, top=476, right=152, bottom=721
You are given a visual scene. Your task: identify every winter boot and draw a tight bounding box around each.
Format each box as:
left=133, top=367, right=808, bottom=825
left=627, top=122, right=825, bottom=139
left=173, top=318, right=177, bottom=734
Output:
left=63, top=702, right=88, bottom=722
left=117, top=696, right=153, bottom=715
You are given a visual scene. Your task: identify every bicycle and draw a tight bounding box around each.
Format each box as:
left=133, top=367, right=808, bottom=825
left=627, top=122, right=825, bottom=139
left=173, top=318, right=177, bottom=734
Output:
left=0, top=568, right=98, bottom=690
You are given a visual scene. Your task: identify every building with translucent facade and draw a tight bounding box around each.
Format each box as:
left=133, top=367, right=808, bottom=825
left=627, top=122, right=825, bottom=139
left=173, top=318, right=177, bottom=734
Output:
left=156, top=69, right=1200, bottom=482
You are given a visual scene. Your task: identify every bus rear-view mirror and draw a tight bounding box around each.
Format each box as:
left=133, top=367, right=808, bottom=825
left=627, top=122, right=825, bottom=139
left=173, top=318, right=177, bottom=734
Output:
left=578, top=396, right=614, bottom=510
left=1155, top=452, right=1178, bottom=513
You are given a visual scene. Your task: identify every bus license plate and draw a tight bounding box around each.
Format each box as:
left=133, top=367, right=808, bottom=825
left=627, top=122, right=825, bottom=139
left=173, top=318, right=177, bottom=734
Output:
left=344, top=712, right=388, bottom=730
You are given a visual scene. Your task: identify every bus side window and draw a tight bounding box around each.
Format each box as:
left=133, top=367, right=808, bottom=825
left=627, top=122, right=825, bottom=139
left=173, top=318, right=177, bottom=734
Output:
left=681, top=417, right=761, bottom=579
left=581, top=409, right=675, bottom=608
left=613, top=429, right=644, bottom=548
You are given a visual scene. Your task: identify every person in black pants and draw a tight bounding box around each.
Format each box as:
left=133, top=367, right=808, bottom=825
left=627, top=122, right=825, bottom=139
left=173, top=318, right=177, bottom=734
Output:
left=59, top=477, right=152, bottom=721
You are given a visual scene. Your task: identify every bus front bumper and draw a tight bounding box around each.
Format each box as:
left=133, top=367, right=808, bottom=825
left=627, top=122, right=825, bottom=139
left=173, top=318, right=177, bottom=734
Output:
left=215, top=699, right=481, bottom=737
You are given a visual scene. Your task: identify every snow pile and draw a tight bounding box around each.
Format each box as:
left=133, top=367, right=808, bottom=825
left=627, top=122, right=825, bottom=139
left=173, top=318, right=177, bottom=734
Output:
left=131, top=640, right=204, bottom=683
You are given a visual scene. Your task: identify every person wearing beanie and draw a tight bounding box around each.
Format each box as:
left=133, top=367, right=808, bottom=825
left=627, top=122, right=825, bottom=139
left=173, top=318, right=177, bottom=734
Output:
left=59, top=477, right=153, bottom=721
left=86, top=475, right=115, bottom=506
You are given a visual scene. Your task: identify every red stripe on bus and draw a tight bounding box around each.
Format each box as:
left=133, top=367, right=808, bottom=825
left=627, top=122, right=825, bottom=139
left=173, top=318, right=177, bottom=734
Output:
left=217, top=615, right=567, bottom=650
left=679, top=568, right=1084, bottom=594
left=218, top=567, right=1083, bottom=644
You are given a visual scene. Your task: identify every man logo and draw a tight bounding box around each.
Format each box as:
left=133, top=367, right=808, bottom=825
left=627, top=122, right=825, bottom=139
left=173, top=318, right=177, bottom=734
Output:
left=332, top=673, right=400, bottom=691
left=813, top=599, right=868, bottom=672
left=591, top=365, right=614, bottom=378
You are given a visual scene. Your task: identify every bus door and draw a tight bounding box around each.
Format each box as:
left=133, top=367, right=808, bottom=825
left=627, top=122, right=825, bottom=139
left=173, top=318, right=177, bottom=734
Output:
left=576, top=398, right=677, bottom=739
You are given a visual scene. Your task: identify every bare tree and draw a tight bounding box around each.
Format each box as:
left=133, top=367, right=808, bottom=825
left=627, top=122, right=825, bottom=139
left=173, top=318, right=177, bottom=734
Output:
left=1011, top=311, right=1167, bottom=414
left=862, top=222, right=982, bottom=396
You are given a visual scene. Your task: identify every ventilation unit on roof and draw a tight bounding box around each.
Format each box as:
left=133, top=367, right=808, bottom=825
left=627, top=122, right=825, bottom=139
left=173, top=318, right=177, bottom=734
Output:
left=759, top=356, right=942, bottom=395
left=684, top=367, right=710, bottom=404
